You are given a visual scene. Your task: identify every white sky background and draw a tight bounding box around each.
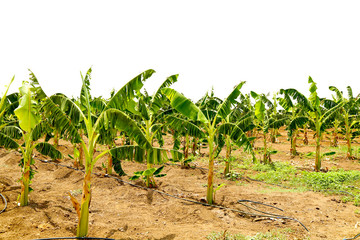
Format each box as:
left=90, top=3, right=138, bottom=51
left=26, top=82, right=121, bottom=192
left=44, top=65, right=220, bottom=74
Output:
left=1, top=1, right=360, bottom=101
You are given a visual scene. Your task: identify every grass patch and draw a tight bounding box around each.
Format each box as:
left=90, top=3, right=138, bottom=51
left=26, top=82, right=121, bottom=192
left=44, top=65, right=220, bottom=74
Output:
left=251, top=162, right=297, bottom=185
left=300, top=169, right=360, bottom=191
left=257, top=186, right=306, bottom=194
left=238, top=160, right=360, bottom=204
left=206, top=229, right=307, bottom=240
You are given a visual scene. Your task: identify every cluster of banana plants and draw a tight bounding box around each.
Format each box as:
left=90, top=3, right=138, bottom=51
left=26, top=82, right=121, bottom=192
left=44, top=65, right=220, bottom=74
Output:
left=2, top=70, right=360, bottom=237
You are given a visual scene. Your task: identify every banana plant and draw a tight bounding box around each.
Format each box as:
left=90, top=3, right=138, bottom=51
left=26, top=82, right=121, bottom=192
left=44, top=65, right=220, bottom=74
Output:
left=0, top=82, right=62, bottom=206
left=278, top=90, right=305, bottom=157
left=327, top=86, right=360, bottom=159
left=162, top=83, right=254, bottom=204
left=43, top=68, right=180, bottom=237
left=251, top=91, right=287, bottom=164
left=121, top=74, right=186, bottom=186
left=281, top=77, right=344, bottom=171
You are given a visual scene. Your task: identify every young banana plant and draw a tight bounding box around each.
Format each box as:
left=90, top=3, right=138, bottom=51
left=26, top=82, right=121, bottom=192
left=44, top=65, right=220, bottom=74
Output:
left=42, top=68, right=156, bottom=237
left=122, top=74, right=185, bottom=187
left=42, top=68, right=182, bottom=237
left=327, top=86, right=360, bottom=159
left=281, top=77, right=344, bottom=171
left=250, top=91, right=287, bottom=164
left=0, top=82, right=62, bottom=206
left=162, top=82, right=255, bottom=204
left=278, top=90, right=304, bottom=157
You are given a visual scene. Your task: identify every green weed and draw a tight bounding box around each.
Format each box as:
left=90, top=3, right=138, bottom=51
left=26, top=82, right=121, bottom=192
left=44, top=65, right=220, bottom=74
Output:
left=206, top=229, right=307, bottom=240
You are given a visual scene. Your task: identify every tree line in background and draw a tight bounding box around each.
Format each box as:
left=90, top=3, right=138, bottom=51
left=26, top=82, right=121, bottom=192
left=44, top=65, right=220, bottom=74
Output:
left=0, top=68, right=359, bottom=237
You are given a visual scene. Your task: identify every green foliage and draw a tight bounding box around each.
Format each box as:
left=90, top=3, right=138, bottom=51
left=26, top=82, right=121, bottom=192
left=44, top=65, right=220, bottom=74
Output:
left=129, top=165, right=166, bottom=181
left=162, top=88, right=208, bottom=123
left=301, top=170, right=360, bottom=191
left=14, top=83, right=40, bottom=132
left=252, top=162, right=297, bottom=184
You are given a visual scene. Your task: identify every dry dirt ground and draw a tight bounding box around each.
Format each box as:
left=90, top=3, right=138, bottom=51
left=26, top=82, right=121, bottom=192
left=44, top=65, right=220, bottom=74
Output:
left=1, top=129, right=360, bottom=240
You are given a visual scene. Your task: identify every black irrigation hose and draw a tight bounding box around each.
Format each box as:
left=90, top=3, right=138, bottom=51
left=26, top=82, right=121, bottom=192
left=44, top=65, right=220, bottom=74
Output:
left=237, top=199, right=284, bottom=212
left=0, top=192, right=7, bottom=214
left=344, top=233, right=360, bottom=240
left=34, top=158, right=309, bottom=232
left=32, top=238, right=115, bottom=240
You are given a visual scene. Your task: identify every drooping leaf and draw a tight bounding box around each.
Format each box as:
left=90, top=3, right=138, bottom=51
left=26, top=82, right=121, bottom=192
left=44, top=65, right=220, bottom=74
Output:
left=329, top=86, right=343, bottom=102
left=288, top=116, right=311, bottom=134
left=0, top=132, right=20, bottom=149
left=110, top=145, right=145, bottom=163
left=42, top=97, right=82, bottom=143
left=268, top=117, right=289, bottom=129
left=227, top=123, right=255, bottom=161
left=280, top=88, right=313, bottom=111
left=90, top=97, right=106, bottom=114
left=320, top=102, right=345, bottom=126
left=96, top=109, right=152, bottom=149
left=0, top=125, right=22, bottom=139
left=49, top=94, right=83, bottom=125
left=110, top=150, right=127, bottom=176
left=30, top=121, right=52, bottom=141
left=217, top=82, right=245, bottom=119
left=35, top=142, right=63, bottom=160
left=166, top=115, right=205, bottom=138
left=137, top=98, right=150, bottom=121
left=150, top=74, right=178, bottom=113
left=106, top=69, right=155, bottom=110
left=162, top=88, right=208, bottom=123
left=347, top=86, right=354, bottom=100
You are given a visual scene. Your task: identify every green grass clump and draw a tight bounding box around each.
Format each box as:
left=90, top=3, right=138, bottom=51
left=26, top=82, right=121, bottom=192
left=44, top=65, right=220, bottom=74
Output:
left=301, top=169, right=360, bottom=191
left=251, top=162, right=297, bottom=184
left=206, top=229, right=305, bottom=240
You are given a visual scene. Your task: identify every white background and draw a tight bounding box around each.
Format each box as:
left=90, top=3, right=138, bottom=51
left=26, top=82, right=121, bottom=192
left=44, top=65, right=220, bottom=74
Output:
left=1, top=0, right=360, bottom=101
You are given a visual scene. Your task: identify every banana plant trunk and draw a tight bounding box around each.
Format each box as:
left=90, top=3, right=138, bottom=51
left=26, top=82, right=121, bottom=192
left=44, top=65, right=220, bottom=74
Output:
left=77, top=170, right=92, bottom=237
left=19, top=151, right=31, bottom=206
left=315, top=119, right=321, bottom=172
left=107, top=145, right=112, bottom=175
left=19, top=136, right=32, bottom=207
left=331, top=129, right=338, bottom=147
left=270, top=128, right=276, bottom=143
left=182, top=135, right=190, bottom=168
left=224, top=135, right=231, bottom=175
left=303, top=127, right=309, bottom=145
left=53, top=130, right=59, bottom=149
left=263, top=131, right=269, bottom=164
left=206, top=134, right=215, bottom=204
left=290, top=129, right=298, bottom=157
left=345, top=118, right=353, bottom=159
left=192, top=137, right=198, bottom=156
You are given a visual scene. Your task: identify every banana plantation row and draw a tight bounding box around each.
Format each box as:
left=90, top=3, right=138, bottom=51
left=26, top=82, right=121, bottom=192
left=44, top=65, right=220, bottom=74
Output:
left=0, top=69, right=358, bottom=237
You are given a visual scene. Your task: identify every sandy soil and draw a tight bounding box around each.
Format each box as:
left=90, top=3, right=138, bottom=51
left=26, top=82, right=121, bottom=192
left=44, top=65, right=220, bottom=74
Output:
left=1, top=129, right=360, bottom=240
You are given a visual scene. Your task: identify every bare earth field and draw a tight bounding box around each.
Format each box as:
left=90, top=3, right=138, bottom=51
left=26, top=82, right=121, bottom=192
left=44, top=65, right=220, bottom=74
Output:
left=1, top=129, right=360, bottom=240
